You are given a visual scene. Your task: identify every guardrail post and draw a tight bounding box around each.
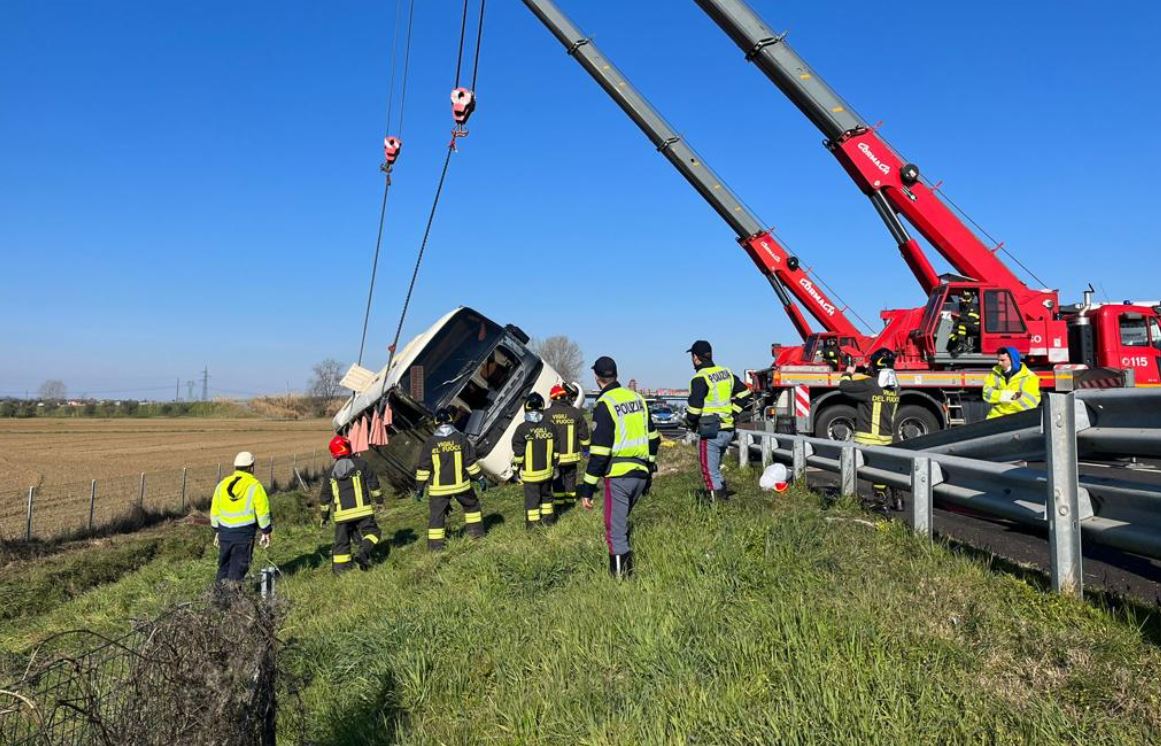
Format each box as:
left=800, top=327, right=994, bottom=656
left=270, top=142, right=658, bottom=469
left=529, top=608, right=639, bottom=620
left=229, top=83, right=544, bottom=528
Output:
left=840, top=445, right=857, bottom=497
left=792, top=438, right=807, bottom=483
left=138, top=472, right=146, bottom=508
left=269, top=457, right=276, bottom=489
left=911, top=457, right=932, bottom=538
left=26, top=486, right=34, bottom=541
left=760, top=431, right=772, bottom=467
left=88, top=480, right=97, bottom=532
left=217, top=463, right=222, bottom=483
left=1045, top=393, right=1083, bottom=596
left=738, top=432, right=750, bottom=468
left=180, top=467, right=188, bottom=511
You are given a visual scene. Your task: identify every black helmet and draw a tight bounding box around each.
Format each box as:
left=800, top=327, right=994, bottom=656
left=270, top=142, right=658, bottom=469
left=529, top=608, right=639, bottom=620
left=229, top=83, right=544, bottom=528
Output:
left=524, top=392, right=545, bottom=412
left=434, top=407, right=454, bottom=424
left=869, top=348, right=896, bottom=370
left=961, top=289, right=975, bottom=299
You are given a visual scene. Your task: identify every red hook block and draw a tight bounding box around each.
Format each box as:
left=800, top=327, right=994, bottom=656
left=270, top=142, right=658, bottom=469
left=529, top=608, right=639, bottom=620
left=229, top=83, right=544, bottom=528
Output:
left=383, top=136, right=402, bottom=167
left=451, top=87, right=476, bottom=126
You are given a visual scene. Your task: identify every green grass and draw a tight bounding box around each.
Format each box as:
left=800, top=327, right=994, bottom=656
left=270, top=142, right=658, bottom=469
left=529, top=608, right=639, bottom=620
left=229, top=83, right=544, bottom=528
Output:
left=2, top=445, right=1160, bottom=744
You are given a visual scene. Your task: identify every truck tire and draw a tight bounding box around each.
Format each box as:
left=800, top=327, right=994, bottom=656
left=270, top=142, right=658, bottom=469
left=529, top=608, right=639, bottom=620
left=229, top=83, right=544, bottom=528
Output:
left=814, top=404, right=857, bottom=441
left=895, top=404, right=940, bottom=441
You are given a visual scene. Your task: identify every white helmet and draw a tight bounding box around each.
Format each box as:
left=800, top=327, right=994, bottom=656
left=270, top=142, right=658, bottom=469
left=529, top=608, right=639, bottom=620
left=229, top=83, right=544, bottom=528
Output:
left=234, top=451, right=256, bottom=468
left=759, top=463, right=789, bottom=493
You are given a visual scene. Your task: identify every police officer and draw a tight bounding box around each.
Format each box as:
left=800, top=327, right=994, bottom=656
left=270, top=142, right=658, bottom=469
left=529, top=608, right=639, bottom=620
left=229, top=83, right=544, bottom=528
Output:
left=684, top=340, right=752, bottom=502
left=210, top=451, right=273, bottom=585
left=414, top=407, right=485, bottom=550
left=948, top=289, right=981, bottom=356
left=578, top=356, right=660, bottom=578
left=546, top=383, right=590, bottom=504
left=319, top=434, right=383, bottom=573
left=511, top=393, right=559, bottom=528
left=838, top=348, right=901, bottom=511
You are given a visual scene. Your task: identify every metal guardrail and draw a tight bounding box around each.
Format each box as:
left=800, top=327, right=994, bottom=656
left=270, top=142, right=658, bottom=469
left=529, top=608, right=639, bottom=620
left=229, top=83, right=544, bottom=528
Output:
left=737, top=391, right=1161, bottom=596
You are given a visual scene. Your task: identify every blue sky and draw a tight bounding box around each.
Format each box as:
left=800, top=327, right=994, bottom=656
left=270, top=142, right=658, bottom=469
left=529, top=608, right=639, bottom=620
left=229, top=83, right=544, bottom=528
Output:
left=2, top=1, right=1158, bottom=398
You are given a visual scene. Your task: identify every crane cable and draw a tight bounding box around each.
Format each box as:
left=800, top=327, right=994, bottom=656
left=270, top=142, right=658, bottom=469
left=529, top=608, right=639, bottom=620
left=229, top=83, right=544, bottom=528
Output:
left=385, top=0, right=486, bottom=371
left=356, top=0, right=416, bottom=367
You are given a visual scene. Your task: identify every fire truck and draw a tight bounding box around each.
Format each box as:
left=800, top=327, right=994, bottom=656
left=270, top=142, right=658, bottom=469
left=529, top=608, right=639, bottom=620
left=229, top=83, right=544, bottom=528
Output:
left=527, top=0, right=1159, bottom=440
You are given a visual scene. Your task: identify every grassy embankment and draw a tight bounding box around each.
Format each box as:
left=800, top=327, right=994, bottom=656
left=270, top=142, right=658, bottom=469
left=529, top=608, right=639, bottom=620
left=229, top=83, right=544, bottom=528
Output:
left=1, top=444, right=1159, bottom=744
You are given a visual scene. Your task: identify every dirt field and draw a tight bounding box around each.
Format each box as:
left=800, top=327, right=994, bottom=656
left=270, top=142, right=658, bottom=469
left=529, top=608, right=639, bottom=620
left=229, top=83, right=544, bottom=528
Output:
left=0, top=418, right=333, bottom=493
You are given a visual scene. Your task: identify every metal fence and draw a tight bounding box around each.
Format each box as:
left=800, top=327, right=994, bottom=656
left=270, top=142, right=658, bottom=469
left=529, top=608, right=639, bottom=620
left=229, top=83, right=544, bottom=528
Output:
left=0, top=595, right=280, bottom=745
left=0, top=451, right=330, bottom=543
left=737, top=390, right=1161, bottom=597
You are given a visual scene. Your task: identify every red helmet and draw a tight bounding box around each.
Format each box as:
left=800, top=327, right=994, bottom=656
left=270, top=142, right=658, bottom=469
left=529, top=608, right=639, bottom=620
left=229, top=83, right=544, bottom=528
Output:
left=549, top=384, right=568, bottom=400
left=329, top=434, right=352, bottom=458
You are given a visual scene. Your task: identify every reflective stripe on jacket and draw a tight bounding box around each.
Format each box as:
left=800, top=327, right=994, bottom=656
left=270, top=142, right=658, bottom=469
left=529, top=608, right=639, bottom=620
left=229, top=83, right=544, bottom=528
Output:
left=983, top=364, right=1042, bottom=419
left=585, top=386, right=657, bottom=482
left=211, top=471, right=272, bottom=531
left=319, top=455, right=382, bottom=522
left=511, top=420, right=557, bottom=483
left=415, top=427, right=481, bottom=497
left=686, top=363, right=752, bottom=431
left=838, top=373, right=899, bottom=446
left=545, top=402, right=591, bottom=465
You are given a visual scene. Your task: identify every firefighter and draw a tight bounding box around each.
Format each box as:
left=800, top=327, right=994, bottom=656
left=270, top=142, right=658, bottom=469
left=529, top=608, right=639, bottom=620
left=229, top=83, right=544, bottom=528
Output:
left=546, top=383, right=590, bottom=504
left=511, top=392, right=559, bottom=528
left=684, top=340, right=752, bottom=502
left=838, top=348, right=901, bottom=511
left=983, top=346, right=1041, bottom=418
left=577, top=356, right=660, bottom=578
left=414, top=407, right=485, bottom=550
left=319, top=434, right=383, bottom=573
left=820, top=336, right=843, bottom=370
left=210, top=451, right=272, bottom=585
left=948, top=289, right=981, bottom=356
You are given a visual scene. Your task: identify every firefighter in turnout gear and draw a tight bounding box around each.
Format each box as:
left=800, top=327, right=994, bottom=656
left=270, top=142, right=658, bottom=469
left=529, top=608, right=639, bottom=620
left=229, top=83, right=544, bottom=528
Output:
left=414, top=407, right=485, bottom=549
left=684, top=340, right=752, bottom=502
left=820, top=336, right=843, bottom=371
left=839, top=348, right=902, bottom=511
left=578, top=356, right=661, bottom=578
left=983, top=346, right=1042, bottom=419
left=512, top=392, right=559, bottom=528
left=319, top=435, right=383, bottom=573
left=210, top=451, right=273, bottom=584
left=546, top=383, right=590, bottom=504
left=948, top=289, right=981, bottom=356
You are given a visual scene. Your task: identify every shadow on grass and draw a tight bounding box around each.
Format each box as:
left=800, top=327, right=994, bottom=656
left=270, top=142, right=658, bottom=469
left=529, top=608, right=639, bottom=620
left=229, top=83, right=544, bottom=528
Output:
left=943, top=537, right=1161, bottom=646
left=482, top=512, right=506, bottom=535
left=318, top=668, right=408, bottom=745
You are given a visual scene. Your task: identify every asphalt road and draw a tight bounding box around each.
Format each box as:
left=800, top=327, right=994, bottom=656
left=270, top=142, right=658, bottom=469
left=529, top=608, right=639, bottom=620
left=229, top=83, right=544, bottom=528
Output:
left=802, top=464, right=1161, bottom=606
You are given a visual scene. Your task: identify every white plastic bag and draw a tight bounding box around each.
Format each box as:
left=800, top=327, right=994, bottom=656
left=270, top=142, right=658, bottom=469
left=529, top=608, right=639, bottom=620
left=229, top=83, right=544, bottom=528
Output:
left=759, top=463, right=789, bottom=493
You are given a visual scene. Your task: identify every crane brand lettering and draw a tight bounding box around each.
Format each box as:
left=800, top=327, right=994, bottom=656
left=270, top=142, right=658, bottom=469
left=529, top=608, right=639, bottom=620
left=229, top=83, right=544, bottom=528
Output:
left=799, top=279, right=837, bottom=316
left=857, top=142, right=890, bottom=175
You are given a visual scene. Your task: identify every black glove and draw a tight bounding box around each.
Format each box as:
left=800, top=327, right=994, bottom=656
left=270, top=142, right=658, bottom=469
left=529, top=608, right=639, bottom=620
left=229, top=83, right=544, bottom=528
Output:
left=413, top=488, right=424, bottom=502
left=319, top=510, right=330, bottom=527
left=643, top=474, right=653, bottom=497
left=648, top=461, right=658, bottom=474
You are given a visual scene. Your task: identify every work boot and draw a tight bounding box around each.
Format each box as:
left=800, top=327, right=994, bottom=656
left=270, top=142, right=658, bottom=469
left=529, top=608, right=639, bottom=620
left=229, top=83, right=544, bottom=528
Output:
left=608, top=552, right=634, bottom=579
left=712, top=488, right=730, bottom=503
left=332, top=562, right=354, bottom=576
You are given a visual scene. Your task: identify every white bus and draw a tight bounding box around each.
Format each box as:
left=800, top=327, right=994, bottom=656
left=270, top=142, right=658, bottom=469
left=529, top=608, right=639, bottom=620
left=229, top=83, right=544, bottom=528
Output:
left=333, top=307, right=576, bottom=494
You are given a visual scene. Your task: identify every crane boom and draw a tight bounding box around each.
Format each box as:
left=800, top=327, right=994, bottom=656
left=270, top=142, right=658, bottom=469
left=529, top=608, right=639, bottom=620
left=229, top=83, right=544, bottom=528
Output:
left=523, top=0, right=868, bottom=344
left=693, top=0, right=1065, bottom=297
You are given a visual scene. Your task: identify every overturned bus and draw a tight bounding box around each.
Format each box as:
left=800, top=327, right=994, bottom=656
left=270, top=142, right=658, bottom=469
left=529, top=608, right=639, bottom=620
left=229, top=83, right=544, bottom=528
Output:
left=333, top=307, right=579, bottom=495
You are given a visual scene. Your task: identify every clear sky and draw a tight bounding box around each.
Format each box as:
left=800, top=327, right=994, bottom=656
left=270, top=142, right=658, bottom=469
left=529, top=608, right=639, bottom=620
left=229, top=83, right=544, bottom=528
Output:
left=2, top=0, right=1159, bottom=399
